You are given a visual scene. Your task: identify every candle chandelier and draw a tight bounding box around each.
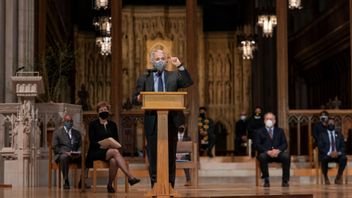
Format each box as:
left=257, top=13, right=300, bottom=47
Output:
left=92, top=0, right=111, bottom=55
left=257, top=15, right=277, bottom=38
left=240, top=40, right=256, bottom=60
left=288, top=0, right=303, bottom=9
left=94, top=0, right=110, bottom=10
left=96, top=37, right=111, bottom=56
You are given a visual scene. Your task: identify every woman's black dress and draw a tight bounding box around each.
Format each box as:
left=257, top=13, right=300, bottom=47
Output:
left=86, top=118, right=119, bottom=168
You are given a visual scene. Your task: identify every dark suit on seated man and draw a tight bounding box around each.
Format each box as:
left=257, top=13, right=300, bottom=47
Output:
left=317, top=117, right=347, bottom=185
left=254, top=112, right=290, bottom=187
left=52, top=114, right=82, bottom=189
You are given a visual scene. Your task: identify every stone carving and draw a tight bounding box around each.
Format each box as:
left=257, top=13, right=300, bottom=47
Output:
left=9, top=100, right=39, bottom=151
left=204, top=33, right=251, bottom=149
left=74, top=7, right=191, bottom=107
left=77, top=84, right=92, bottom=111
left=73, top=7, right=250, bottom=150
left=324, top=96, right=342, bottom=109
left=11, top=118, right=20, bottom=150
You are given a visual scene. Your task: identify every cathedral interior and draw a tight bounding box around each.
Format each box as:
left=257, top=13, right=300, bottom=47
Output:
left=0, top=0, right=351, bottom=190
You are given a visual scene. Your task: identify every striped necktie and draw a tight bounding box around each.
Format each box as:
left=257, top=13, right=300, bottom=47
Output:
left=156, top=72, right=164, bottom=92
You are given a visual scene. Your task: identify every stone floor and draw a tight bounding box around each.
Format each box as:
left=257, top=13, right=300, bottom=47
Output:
left=1, top=156, right=350, bottom=197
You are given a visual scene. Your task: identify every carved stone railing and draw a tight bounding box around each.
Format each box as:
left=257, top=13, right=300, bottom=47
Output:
left=0, top=103, right=82, bottom=155
left=0, top=103, right=20, bottom=150
left=287, top=109, right=352, bottom=165
left=120, top=109, right=144, bottom=157
left=0, top=102, right=82, bottom=186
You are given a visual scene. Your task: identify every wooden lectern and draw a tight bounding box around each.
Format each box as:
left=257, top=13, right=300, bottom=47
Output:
left=141, top=92, right=187, bottom=198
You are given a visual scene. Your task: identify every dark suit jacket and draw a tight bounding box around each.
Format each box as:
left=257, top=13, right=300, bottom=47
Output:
left=133, top=69, right=193, bottom=133
left=52, top=127, right=81, bottom=162
left=254, top=127, right=288, bottom=154
left=246, top=115, right=264, bottom=139
left=235, top=120, right=247, bottom=139
left=313, top=122, right=325, bottom=147
left=346, top=129, right=352, bottom=154
left=317, top=129, right=345, bottom=160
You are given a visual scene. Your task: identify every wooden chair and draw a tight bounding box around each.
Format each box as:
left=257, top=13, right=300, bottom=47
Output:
left=92, top=160, right=128, bottom=193
left=48, top=145, right=80, bottom=188
left=344, top=155, right=352, bottom=184
left=255, top=158, right=282, bottom=186
left=48, top=145, right=61, bottom=188
left=315, top=149, right=349, bottom=184
left=176, top=141, right=198, bottom=188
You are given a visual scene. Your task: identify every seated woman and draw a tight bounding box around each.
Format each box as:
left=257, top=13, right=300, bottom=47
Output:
left=86, top=101, right=140, bottom=193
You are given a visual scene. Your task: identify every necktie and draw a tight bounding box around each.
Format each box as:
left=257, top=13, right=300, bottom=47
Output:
left=330, top=131, right=336, bottom=152
left=268, top=128, right=273, bottom=139
left=157, top=72, right=164, bottom=92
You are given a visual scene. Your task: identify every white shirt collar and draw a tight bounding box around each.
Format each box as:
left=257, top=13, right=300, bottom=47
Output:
left=64, top=126, right=72, bottom=139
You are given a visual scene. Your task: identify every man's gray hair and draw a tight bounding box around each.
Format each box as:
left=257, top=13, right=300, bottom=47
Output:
left=264, top=112, right=276, bottom=119
left=150, top=49, right=165, bottom=64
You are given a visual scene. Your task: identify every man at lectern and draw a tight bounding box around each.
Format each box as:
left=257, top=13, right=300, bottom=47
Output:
left=133, top=49, right=193, bottom=188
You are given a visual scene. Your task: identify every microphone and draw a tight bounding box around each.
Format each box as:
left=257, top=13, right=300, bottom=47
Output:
left=145, top=68, right=158, bottom=76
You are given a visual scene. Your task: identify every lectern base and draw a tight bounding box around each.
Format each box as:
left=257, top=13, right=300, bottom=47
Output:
left=145, top=183, right=178, bottom=198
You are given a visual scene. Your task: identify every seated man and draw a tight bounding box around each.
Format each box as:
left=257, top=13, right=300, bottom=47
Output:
left=176, top=124, right=192, bottom=186
left=52, top=114, right=82, bottom=189
left=317, top=117, right=347, bottom=185
left=254, top=112, right=290, bottom=187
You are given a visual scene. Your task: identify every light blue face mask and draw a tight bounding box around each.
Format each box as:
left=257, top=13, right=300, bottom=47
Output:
left=64, top=121, right=73, bottom=129
left=154, top=60, right=166, bottom=71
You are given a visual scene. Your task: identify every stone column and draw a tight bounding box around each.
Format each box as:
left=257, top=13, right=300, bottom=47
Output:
left=1, top=73, right=44, bottom=187
left=276, top=1, right=289, bottom=136
left=4, top=0, right=18, bottom=103
left=18, top=0, right=35, bottom=71
left=0, top=0, right=4, bottom=102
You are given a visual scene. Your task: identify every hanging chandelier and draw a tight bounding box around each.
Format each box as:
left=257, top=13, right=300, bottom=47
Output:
left=257, top=15, right=277, bottom=38
left=93, top=16, right=111, bottom=36
left=240, top=40, right=256, bottom=60
left=92, top=0, right=111, bottom=55
left=94, top=0, right=110, bottom=10
left=96, top=36, right=111, bottom=56
left=288, top=0, right=303, bottom=9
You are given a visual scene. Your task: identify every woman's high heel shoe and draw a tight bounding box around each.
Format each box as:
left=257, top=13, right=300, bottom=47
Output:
left=107, top=185, right=115, bottom=193
left=128, top=177, right=141, bottom=186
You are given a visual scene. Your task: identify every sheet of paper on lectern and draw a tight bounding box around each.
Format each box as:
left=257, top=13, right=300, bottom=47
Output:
left=98, top=137, right=122, bottom=149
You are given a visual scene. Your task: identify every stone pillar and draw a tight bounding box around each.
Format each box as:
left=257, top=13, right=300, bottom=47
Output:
left=0, top=0, right=4, bottom=102
left=37, top=0, right=46, bottom=68
left=276, top=1, right=289, bottom=137
left=0, top=72, right=44, bottom=187
left=1, top=0, right=35, bottom=103
left=18, top=0, right=35, bottom=71
left=4, top=0, right=18, bottom=103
